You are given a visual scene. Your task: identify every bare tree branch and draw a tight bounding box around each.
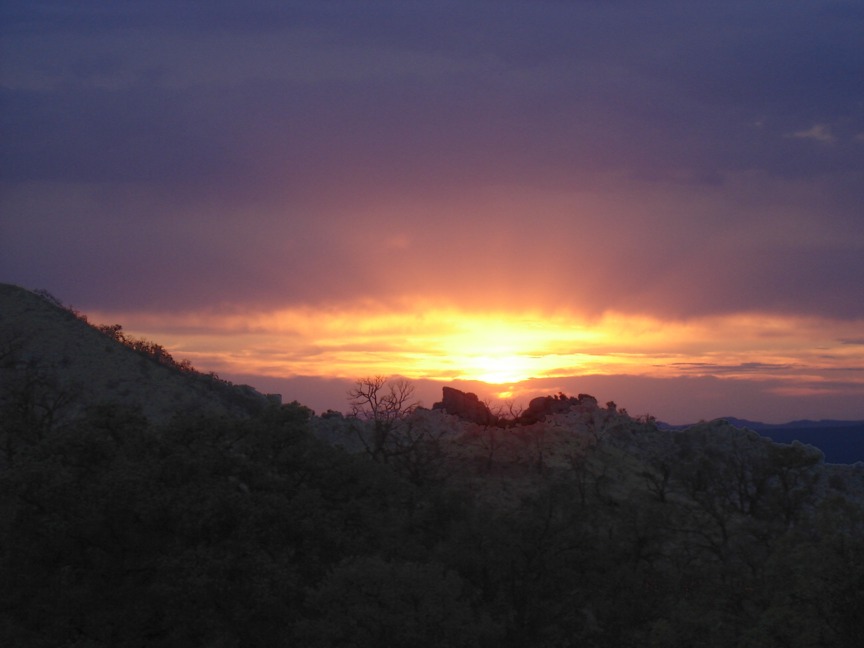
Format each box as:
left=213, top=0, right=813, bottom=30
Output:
left=347, top=376, right=418, bottom=462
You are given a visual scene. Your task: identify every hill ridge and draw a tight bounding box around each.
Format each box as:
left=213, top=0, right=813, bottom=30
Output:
left=0, top=283, right=269, bottom=424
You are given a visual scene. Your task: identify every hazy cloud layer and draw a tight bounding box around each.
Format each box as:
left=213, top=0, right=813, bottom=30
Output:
left=3, top=0, right=862, bottom=318
left=2, top=2, right=863, bottom=421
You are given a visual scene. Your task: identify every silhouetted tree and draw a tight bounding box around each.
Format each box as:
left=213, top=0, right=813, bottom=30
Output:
left=347, top=376, right=418, bottom=463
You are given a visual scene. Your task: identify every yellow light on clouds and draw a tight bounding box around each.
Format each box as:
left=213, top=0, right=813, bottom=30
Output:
left=94, top=303, right=864, bottom=403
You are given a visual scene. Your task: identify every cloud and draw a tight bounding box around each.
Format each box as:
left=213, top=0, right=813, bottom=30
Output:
left=786, top=123, right=836, bottom=143
left=83, top=303, right=864, bottom=391
left=84, top=301, right=862, bottom=424
left=668, top=362, right=797, bottom=375
left=3, top=165, right=863, bottom=321
left=2, top=1, right=863, bottom=423
left=4, top=1, right=862, bottom=188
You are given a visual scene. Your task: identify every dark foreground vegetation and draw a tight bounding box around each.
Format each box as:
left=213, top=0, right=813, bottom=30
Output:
left=3, top=391, right=864, bottom=647
left=2, top=287, right=864, bottom=647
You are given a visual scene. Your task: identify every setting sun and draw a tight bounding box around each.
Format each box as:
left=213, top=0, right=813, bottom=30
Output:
left=459, top=354, right=534, bottom=384
left=94, top=301, right=864, bottom=419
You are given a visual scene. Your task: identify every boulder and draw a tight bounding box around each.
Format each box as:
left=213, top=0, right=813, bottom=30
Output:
left=433, top=386, right=498, bottom=425
left=520, top=392, right=599, bottom=424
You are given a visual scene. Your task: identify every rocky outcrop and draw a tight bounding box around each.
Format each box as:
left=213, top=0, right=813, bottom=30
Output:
left=433, top=387, right=608, bottom=426
left=519, top=392, right=600, bottom=424
left=433, top=386, right=498, bottom=425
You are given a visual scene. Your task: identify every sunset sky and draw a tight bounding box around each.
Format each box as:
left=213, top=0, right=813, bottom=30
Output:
left=2, top=1, right=863, bottom=423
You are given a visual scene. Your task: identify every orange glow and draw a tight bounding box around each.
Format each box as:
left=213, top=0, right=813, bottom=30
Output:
left=90, top=303, right=864, bottom=407
left=461, top=354, right=533, bottom=384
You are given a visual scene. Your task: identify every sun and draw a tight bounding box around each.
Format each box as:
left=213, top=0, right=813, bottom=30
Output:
left=459, top=353, right=534, bottom=384
left=439, top=323, right=541, bottom=384
left=440, top=317, right=580, bottom=384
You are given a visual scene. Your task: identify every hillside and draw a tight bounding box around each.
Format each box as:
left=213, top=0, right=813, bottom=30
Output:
left=0, top=283, right=271, bottom=425
left=3, top=285, right=864, bottom=647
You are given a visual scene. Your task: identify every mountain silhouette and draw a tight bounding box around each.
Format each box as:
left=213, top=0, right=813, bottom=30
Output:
left=0, top=283, right=271, bottom=425
left=659, top=416, right=864, bottom=464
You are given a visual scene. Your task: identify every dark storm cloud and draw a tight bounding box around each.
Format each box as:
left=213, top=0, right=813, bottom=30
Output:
left=1, top=0, right=862, bottom=316
left=5, top=0, right=860, bottom=183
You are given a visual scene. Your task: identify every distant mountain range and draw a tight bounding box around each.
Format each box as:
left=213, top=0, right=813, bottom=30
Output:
left=660, top=417, right=864, bottom=464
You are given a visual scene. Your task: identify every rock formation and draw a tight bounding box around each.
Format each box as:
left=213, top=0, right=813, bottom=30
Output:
left=432, top=386, right=498, bottom=425
left=432, top=387, right=606, bottom=426
left=519, top=392, right=599, bottom=424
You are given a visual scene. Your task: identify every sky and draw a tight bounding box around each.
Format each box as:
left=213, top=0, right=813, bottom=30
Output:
left=2, top=0, right=863, bottom=423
